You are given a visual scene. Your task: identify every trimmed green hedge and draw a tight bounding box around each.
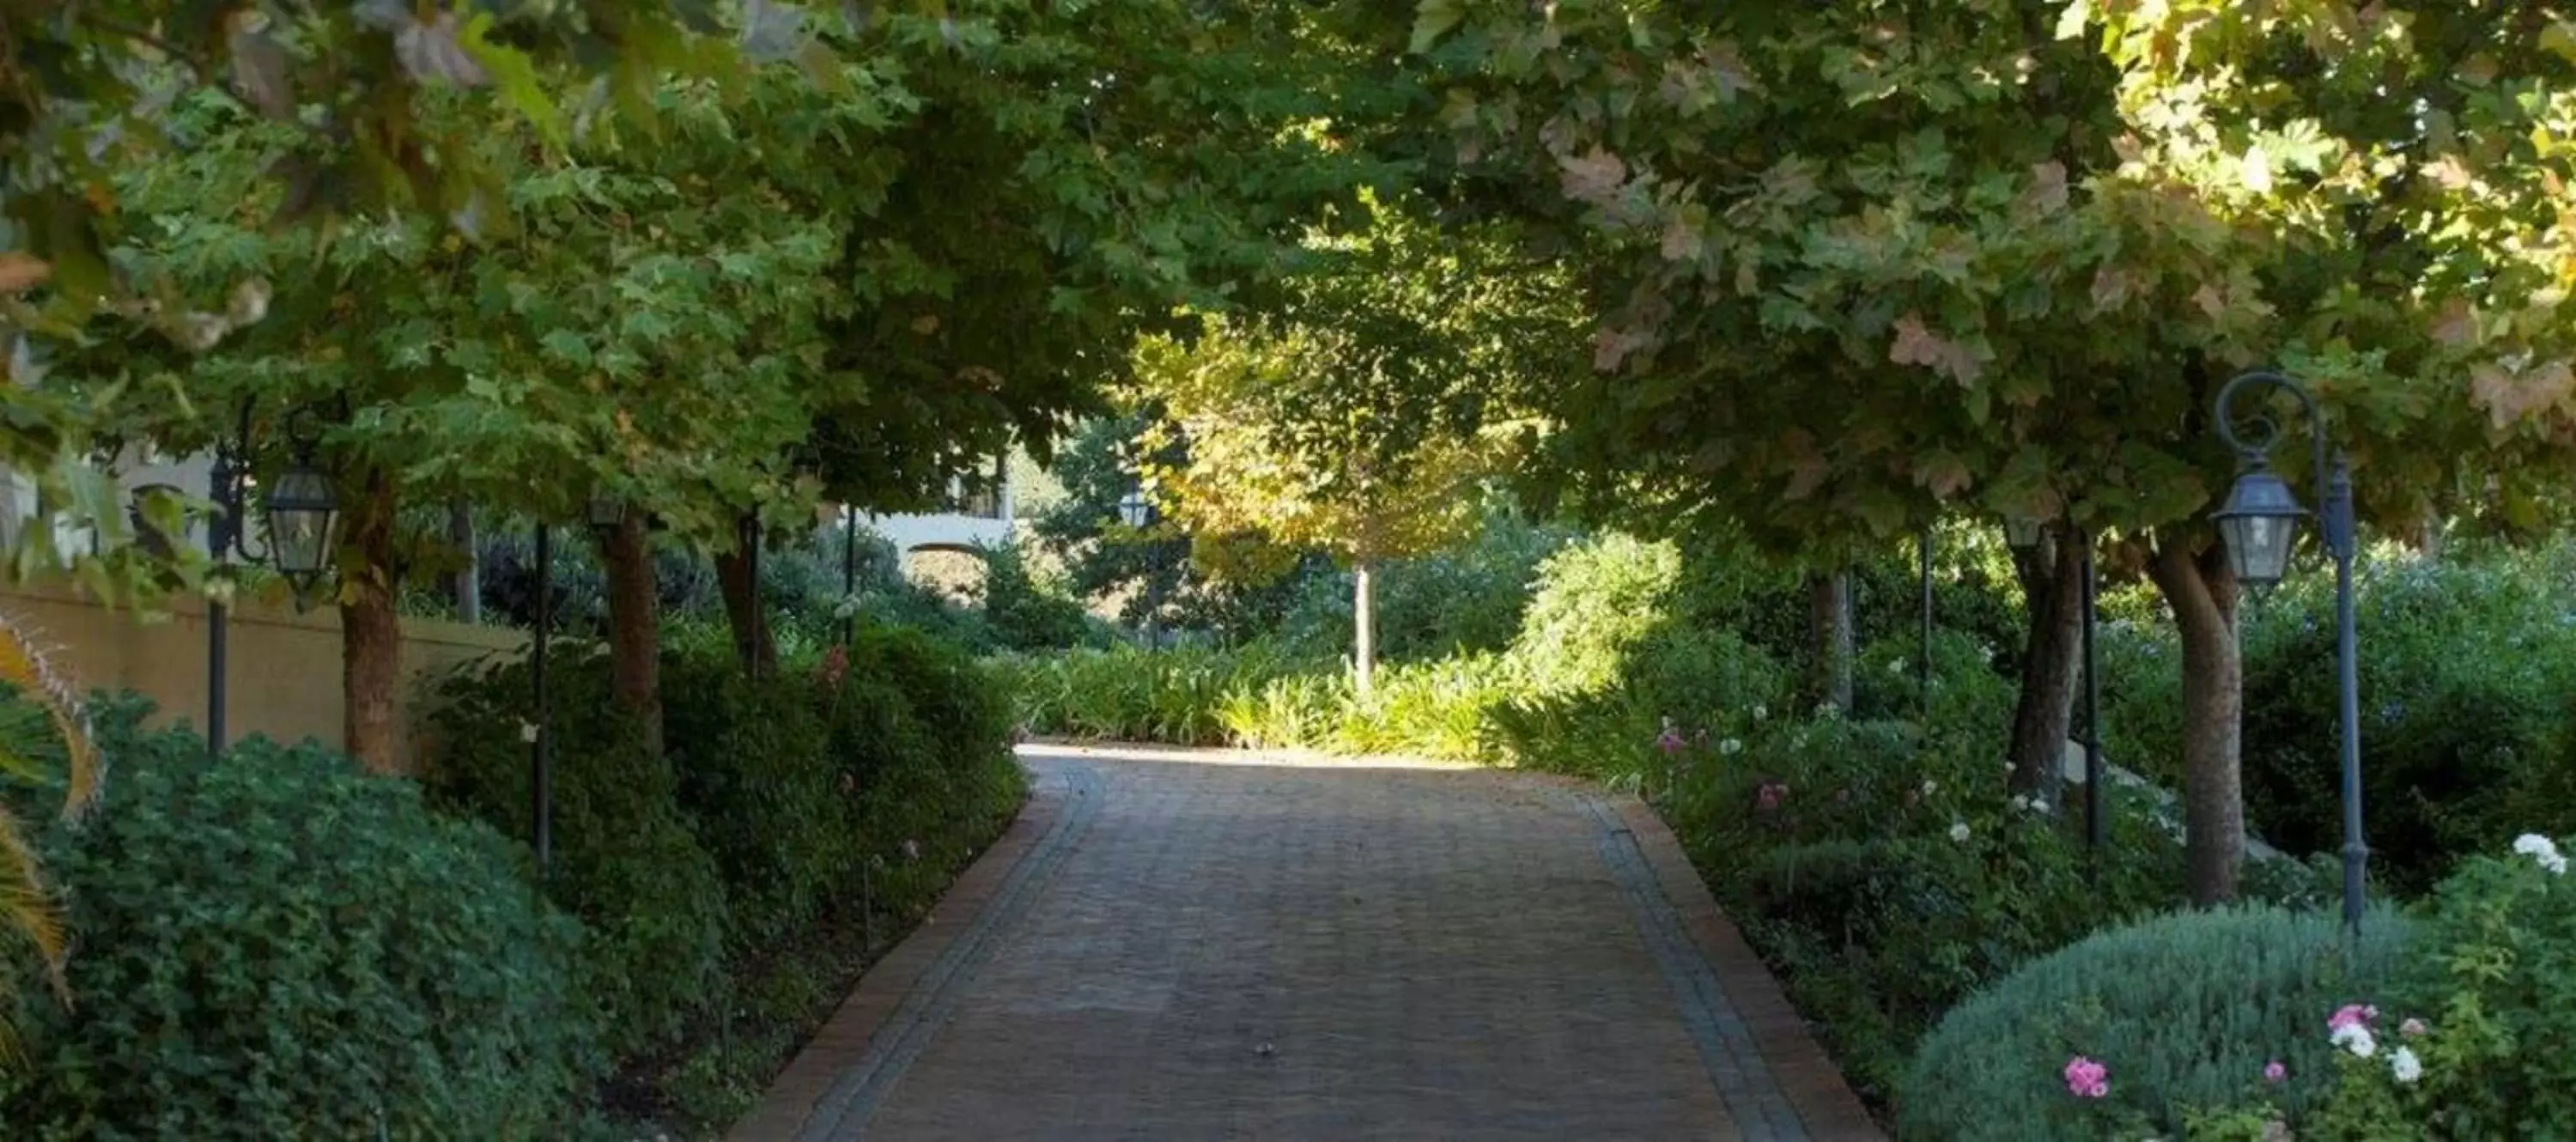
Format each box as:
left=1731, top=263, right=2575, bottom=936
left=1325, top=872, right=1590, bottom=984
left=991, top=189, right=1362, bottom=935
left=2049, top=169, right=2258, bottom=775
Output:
left=1900, top=904, right=2413, bottom=1139
left=422, top=619, right=1024, bottom=1133
left=0, top=698, right=596, bottom=1139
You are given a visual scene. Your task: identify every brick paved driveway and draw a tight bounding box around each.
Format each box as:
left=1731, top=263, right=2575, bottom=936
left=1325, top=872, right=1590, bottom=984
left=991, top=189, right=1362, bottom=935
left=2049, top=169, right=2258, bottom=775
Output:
left=739, top=746, right=1879, bottom=1141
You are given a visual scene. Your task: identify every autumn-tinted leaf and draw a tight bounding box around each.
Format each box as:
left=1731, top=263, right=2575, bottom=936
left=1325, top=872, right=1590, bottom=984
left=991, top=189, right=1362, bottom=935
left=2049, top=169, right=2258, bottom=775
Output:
left=227, top=27, right=297, bottom=118
left=395, top=11, right=493, bottom=88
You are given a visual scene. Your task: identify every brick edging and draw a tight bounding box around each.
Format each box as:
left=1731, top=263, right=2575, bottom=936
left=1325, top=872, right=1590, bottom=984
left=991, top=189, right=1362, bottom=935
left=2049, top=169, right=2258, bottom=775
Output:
left=1608, top=796, right=1886, bottom=1140
left=728, top=763, right=1071, bottom=1140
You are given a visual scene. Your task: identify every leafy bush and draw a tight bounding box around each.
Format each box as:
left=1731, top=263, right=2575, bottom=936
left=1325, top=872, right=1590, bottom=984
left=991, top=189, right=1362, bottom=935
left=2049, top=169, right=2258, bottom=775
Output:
left=421, top=651, right=732, bottom=1056
left=2108, top=544, right=2576, bottom=889
left=2297, top=835, right=2576, bottom=1137
left=1510, top=532, right=1683, bottom=695
left=0, top=701, right=596, bottom=1139
left=659, top=652, right=853, bottom=945
left=1277, top=511, right=1574, bottom=663
left=1326, top=653, right=1522, bottom=762
left=1899, top=904, right=2415, bottom=1141
left=1001, top=641, right=1304, bottom=745
left=978, top=543, right=1109, bottom=653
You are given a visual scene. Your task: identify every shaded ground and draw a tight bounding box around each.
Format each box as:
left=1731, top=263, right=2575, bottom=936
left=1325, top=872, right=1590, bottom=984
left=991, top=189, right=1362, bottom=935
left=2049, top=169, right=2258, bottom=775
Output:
left=741, top=745, right=1877, bottom=1141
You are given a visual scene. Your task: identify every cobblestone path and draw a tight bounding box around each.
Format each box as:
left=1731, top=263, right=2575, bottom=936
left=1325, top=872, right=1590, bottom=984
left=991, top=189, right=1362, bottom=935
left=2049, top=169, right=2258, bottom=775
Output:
left=738, top=746, right=1880, bottom=1141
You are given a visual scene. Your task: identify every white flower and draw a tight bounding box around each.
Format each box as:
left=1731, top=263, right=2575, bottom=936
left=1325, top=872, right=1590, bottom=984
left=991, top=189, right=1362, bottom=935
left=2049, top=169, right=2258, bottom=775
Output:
left=2031, top=798, right=2053, bottom=817
left=1814, top=702, right=1842, bottom=720
left=2331, top=1023, right=2379, bottom=1059
left=1751, top=703, right=1769, bottom=722
left=519, top=720, right=540, bottom=744
left=2391, top=1046, right=2422, bottom=1084
left=1889, top=657, right=1907, bottom=677
left=2009, top=794, right=2031, bottom=813
left=2515, top=834, right=2567, bottom=875
left=1949, top=821, right=1971, bottom=843
left=1718, top=738, right=1744, bottom=756
left=1922, top=779, right=1940, bottom=796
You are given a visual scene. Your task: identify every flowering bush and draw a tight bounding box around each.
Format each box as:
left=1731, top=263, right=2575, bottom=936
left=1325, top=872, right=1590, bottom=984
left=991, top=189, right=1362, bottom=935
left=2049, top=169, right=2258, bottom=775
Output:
left=1899, top=904, right=2414, bottom=1140
left=2290, top=834, right=2576, bottom=1139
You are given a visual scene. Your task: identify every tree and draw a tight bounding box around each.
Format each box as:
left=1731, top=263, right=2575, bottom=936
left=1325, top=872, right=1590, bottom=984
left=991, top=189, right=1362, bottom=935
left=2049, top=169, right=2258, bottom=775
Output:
left=1400, top=0, right=2519, bottom=902
left=0, top=1, right=809, bottom=600
left=1137, top=197, right=1579, bottom=691
left=78, top=70, right=849, bottom=768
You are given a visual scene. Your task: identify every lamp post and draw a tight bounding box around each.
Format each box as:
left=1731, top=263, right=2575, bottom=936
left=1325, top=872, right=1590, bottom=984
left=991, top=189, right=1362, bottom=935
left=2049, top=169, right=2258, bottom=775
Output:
left=1917, top=526, right=1935, bottom=724
left=841, top=503, right=860, bottom=648
left=204, top=400, right=341, bottom=756
left=2210, top=369, right=2366, bottom=935
left=1118, top=489, right=1161, bottom=648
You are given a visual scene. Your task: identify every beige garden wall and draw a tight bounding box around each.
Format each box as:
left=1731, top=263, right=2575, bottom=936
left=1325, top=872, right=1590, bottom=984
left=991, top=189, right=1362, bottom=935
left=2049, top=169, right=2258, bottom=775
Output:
left=0, top=579, right=527, bottom=771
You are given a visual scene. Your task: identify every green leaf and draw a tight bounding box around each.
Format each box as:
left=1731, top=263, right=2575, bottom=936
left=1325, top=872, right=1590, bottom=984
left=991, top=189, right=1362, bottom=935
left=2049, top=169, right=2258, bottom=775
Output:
left=539, top=330, right=593, bottom=368
left=1411, top=0, right=1464, bottom=55
left=459, top=14, right=568, bottom=150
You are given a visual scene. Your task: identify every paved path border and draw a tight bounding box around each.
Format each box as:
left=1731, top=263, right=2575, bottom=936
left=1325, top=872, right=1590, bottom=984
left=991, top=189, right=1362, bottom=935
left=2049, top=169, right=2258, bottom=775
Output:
left=736, top=752, right=1882, bottom=1140
left=1589, top=789, right=1882, bottom=1139
left=732, top=762, right=1105, bottom=1141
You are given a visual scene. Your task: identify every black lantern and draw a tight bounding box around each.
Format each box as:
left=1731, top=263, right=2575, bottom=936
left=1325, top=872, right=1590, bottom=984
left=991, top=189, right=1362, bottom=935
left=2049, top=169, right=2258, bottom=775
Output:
left=2211, top=462, right=2306, bottom=588
left=259, top=463, right=340, bottom=602
left=2002, top=515, right=2043, bottom=550
left=587, top=495, right=628, bottom=533
left=1118, top=489, right=1153, bottom=529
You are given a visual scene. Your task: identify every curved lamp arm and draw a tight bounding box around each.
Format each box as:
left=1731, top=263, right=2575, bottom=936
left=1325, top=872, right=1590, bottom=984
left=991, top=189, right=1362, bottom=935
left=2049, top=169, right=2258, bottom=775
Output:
left=2212, top=369, right=2350, bottom=559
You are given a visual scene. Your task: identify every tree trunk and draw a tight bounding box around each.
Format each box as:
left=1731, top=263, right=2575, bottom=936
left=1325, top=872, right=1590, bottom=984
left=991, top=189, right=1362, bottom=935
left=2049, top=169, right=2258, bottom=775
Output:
left=339, top=468, right=404, bottom=774
left=600, top=513, right=663, bottom=755
left=1804, top=570, right=1854, bottom=712
left=2008, top=528, right=2087, bottom=796
left=2148, top=537, right=2246, bottom=906
left=447, top=500, right=479, bottom=623
left=1352, top=560, right=1376, bottom=697
left=715, top=541, right=776, bottom=676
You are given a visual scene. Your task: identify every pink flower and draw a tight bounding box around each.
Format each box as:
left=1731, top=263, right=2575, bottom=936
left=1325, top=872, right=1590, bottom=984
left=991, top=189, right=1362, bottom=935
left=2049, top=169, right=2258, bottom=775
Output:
left=2327, top=1004, right=2379, bottom=1033
left=2401, top=1017, right=2428, bottom=1038
left=2263, top=1060, right=2287, bottom=1084
left=1656, top=722, right=1687, bottom=756
left=2063, top=1056, right=2109, bottom=1099
left=1756, top=782, right=1789, bottom=811
left=815, top=644, right=850, bottom=689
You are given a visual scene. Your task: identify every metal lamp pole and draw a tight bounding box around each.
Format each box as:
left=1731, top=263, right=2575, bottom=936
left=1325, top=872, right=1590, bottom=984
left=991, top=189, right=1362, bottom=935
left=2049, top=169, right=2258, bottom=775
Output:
left=204, top=399, right=340, bottom=756
left=2211, top=369, right=2366, bottom=935
left=1917, top=526, right=1934, bottom=723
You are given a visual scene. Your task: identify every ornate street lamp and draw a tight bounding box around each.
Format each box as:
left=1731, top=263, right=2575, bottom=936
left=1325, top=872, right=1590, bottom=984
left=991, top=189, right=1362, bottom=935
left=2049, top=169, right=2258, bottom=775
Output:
left=261, top=464, right=341, bottom=602
left=204, top=399, right=340, bottom=754
left=2002, top=514, right=2044, bottom=551
left=586, top=495, right=629, bottom=535
left=2210, top=369, right=2366, bottom=935
left=1117, top=489, right=1163, bottom=647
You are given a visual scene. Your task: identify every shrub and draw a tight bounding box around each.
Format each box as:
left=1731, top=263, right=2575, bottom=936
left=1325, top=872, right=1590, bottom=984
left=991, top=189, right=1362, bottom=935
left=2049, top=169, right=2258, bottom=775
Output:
left=1277, top=511, right=1574, bottom=663
left=978, top=543, right=1107, bottom=653
left=1005, top=641, right=1303, bottom=745
left=1899, top=904, right=2415, bottom=1141
left=1327, top=653, right=1522, bottom=762
left=0, top=702, right=595, bottom=1139
left=2108, top=544, right=2576, bottom=889
left=660, top=651, right=853, bottom=945
left=421, top=651, right=731, bottom=1056
left=1510, top=532, right=1682, bottom=695
left=2301, top=835, right=2576, bottom=1137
